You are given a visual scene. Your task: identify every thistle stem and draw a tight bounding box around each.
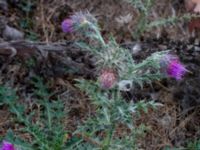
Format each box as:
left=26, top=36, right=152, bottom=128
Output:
left=90, top=23, right=106, bottom=47
left=103, top=125, right=115, bottom=150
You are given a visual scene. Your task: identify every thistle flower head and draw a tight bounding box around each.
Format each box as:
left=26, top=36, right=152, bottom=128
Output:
left=160, top=54, right=187, bottom=80
left=0, top=141, right=16, bottom=150
left=61, top=19, right=73, bottom=33
left=61, top=11, right=98, bottom=35
left=99, top=69, right=117, bottom=89
left=167, top=60, right=187, bottom=80
left=159, top=54, right=177, bottom=67
left=70, top=11, right=97, bottom=30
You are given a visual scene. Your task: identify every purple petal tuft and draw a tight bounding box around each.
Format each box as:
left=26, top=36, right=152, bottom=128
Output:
left=167, top=60, right=187, bottom=80
left=0, top=141, right=16, bottom=150
left=61, top=19, right=73, bottom=33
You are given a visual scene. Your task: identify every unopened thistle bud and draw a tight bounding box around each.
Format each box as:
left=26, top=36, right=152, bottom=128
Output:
left=99, top=69, right=116, bottom=89
left=0, top=141, right=16, bottom=150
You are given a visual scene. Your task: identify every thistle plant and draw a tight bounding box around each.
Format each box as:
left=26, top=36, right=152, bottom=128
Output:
left=62, top=11, right=187, bottom=149
left=62, top=11, right=186, bottom=88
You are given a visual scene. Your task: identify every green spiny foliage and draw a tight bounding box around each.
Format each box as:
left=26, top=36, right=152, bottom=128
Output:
left=74, top=79, right=159, bottom=149
left=18, top=0, right=39, bottom=41
left=125, top=0, right=154, bottom=37
left=186, top=139, right=200, bottom=150
left=147, top=13, right=196, bottom=29
left=0, top=77, right=68, bottom=150
left=126, top=0, right=154, bottom=15
left=124, top=0, right=196, bottom=39
left=76, top=23, right=168, bottom=87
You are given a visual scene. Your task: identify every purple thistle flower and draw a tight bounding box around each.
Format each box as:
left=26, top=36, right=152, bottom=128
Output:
left=167, top=60, right=187, bottom=80
left=0, top=141, right=16, bottom=150
left=159, top=54, right=187, bottom=80
left=61, top=11, right=100, bottom=41
left=61, top=19, right=73, bottom=33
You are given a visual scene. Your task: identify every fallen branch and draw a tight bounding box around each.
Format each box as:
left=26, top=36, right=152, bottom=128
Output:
left=0, top=40, right=79, bottom=56
left=0, top=40, right=94, bottom=77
